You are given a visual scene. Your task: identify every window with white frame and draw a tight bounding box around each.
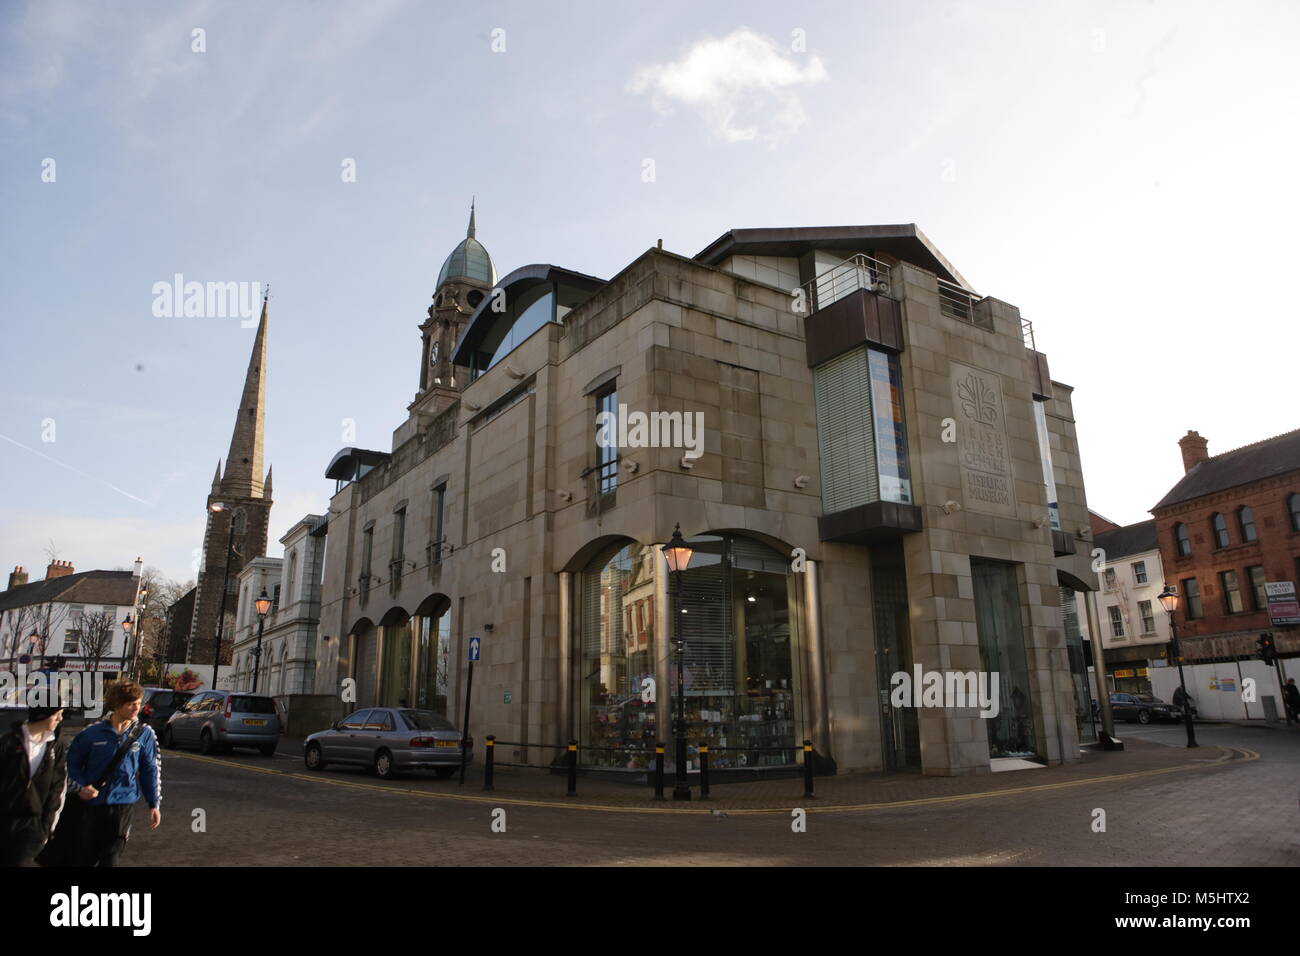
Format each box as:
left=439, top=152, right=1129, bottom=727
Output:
left=1107, top=605, right=1125, bottom=638
left=1138, top=600, right=1155, bottom=634
left=1131, top=561, right=1148, bottom=585
left=1103, top=568, right=1118, bottom=591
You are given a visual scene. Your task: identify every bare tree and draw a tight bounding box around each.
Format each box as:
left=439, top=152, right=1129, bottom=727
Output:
left=28, top=601, right=67, bottom=665
left=77, top=608, right=117, bottom=675
left=1, top=605, right=36, bottom=660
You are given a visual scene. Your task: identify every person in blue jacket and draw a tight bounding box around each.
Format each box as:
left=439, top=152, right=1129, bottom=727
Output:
left=66, top=680, right=161, bottom=866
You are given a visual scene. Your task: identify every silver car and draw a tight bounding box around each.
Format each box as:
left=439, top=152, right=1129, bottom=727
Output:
left=303, top=707, right=473, bottom=779
left=162, top=690, right=281, bottom=756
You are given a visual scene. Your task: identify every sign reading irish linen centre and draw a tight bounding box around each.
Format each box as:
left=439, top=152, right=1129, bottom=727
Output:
left=950, top=363, right=1017, bottom=517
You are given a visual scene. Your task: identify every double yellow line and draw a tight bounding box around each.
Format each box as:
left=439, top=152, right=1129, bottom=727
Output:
left=168, top=746, right=1256, bottom=816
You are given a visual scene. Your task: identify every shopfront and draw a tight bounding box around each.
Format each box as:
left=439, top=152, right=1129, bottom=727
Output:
left=577, top=534, right=805, bottom=771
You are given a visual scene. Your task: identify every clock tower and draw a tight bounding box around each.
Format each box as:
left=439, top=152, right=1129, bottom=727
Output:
left=413, top=202, right=496, bottom=417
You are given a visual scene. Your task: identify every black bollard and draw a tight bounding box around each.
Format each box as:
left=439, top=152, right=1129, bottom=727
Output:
left=699, top=744, right=710, bottom=800
left=483, top=735, right=495, bottom=792
left=566, top=739, right=578, bottom=796
left=802, top=739, right=815, bottom=798
left=653, top=742, right=666, bottom=801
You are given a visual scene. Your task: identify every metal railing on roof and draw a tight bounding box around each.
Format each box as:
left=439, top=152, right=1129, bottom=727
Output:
left=799, top=253, right=894, bottom=313
left=937, top=277, right=976, bottom=322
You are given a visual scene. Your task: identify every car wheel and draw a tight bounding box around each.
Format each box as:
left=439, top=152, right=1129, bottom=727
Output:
left=434, top=767, right=456, bottom=780
left=305, top=743, right=327, bottom=771
left=199, top=729, right=215, bottom=755
left=162, top=726, right=175, bottom=749
left=1138, top=710, right=1152, bottom=725
left=258, top=743, right=276, bottom=756
left=373, top=749, right=397, bottom=779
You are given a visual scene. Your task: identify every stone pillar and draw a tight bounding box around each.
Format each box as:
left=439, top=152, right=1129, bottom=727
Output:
left=802, top=559, right=830, bottom=756
left=558, top=571, right=572, bottom=742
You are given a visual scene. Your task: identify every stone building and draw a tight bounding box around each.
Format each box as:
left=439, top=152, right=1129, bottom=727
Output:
left=187, top=301, right=274, bottom=666
left=316, top=218, right=1103, bottom=777
left=230, top=514, right=330, bottom=732
left=1151, top=428, right=1300, bottom=661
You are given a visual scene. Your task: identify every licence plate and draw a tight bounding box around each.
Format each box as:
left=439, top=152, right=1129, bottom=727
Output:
left=435, top=740, right=459, bottom=748
left=243, top=719, right=267, bottom=726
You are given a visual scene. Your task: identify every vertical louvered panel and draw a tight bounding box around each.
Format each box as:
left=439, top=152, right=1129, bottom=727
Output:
left=813, top=346, right=876, bottom=512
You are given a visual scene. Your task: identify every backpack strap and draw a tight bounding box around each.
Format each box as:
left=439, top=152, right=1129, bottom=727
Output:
left=93, top=720, right=146, bottom=791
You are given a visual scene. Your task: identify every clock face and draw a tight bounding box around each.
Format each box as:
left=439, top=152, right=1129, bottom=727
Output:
left=430, top=342, right=440, bottom=365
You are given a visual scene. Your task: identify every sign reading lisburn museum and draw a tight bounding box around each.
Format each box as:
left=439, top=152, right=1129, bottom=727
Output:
left=950, top=363, right=1018, bottom=517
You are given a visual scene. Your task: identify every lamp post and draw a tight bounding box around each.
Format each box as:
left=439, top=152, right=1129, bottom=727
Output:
left=210, top=502, right=238, bottom=692
left=120, top=614, right=133, bottom=679
left=253, top=587, right=271, bottom=692
left=1157, top=584, right=1198, bottom=748
left=662, top=524, right=694, bottom=801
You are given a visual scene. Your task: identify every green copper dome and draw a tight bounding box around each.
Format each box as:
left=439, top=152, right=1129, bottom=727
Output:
left=437, top=203, right=496, bottom=288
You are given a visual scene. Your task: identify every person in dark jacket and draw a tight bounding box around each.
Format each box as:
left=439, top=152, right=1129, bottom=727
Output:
left=66, top=681, right=160, bottom=867
left=0, top=706, right=68, bottom=866
left=1284, top=678, right=1300, bottom=725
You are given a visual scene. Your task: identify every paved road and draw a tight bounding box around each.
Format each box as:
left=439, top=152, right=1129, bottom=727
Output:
left=124, top=723, right=1300, bottom=866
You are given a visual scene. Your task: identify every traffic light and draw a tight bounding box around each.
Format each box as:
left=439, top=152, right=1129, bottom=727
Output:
left=1257, top=632, right=1276, bottom=665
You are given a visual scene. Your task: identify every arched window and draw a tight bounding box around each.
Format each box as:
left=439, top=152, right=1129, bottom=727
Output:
left=1210, top=513, right=1229, bottom=549
left=1289, top=493, right=1300, bottom=533
left=578, top=534, right=802, bottom=771
left=580, top=541, right=657, bottom=769
left=1238, top=506, right=1257, bottom=543
left=231, top=509, right=247, bottom=534
left=413, top=595, right=452, bottom=715
left=1174, top=522, right=1191, bottom=557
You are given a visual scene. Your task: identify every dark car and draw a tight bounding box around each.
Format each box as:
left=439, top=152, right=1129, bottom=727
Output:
left=140, top=687, right=195, bottom=734
left=304, top=708, right=473, bottom=779
left=1109, top=693, right=1181, bottom=724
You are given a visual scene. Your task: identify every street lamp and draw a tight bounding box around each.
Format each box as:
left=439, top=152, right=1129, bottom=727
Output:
left=253, top=587, right=271, bottom=692
left=662, top=524, right=694, bottom=801
left=120, top=614, right=133, bottom=678
left=1157, top=584, right=1198, bottom=748
left=209, top=502, right=239, bottom=691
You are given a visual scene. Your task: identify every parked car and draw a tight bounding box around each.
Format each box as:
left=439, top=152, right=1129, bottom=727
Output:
left=1109, top=692, right=1181, bottom=724
left=140, top=687, right=195, bottom=734
left=303, top=707, right=473, bottom=779
left=162, top=689, right=281, bottom=755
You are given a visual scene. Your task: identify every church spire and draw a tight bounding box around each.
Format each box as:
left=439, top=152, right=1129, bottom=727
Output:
left=467, top=198, right=476, bottom=239
left=211, top=460, right=222, bottom=494
left=221, top=296, right=268, bottom=498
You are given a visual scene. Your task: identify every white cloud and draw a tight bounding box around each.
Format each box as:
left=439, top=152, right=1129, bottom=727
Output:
left=629, top=28, right=828, bottom=145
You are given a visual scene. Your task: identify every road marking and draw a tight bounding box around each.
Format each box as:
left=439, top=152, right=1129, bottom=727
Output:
left=164, top=747, right=1258, bottom=817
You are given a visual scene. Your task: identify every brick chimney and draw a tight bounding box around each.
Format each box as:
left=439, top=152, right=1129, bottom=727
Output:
left=1178, top=430, right=1210, bottom=473
left=44, top=559, right=75, bottom=580
left=7, top=566, right=28, bottom=590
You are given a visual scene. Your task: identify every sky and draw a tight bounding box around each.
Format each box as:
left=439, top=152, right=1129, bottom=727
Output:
left=1, top=0, right=1297, bottom=584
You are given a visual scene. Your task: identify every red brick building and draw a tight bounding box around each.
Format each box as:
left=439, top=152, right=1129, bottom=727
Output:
left=1152, top=429, right=1300, bottom=661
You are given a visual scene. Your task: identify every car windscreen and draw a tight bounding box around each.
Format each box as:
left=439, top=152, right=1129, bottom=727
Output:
left=149, top=691, right=174, bottom=707
left=1134, top=695, right=1162, bottom=703
left=229, top=696, right=277, bottom=714
left=399, top=710, right=456, bottom=732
